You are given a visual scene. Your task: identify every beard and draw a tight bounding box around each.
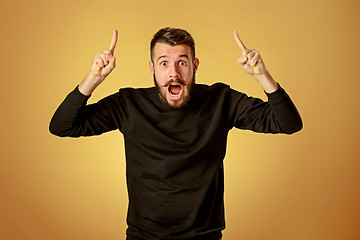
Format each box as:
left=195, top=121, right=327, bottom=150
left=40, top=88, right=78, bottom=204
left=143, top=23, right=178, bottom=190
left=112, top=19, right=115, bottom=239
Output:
left=153, top=73, right=196, bottom=109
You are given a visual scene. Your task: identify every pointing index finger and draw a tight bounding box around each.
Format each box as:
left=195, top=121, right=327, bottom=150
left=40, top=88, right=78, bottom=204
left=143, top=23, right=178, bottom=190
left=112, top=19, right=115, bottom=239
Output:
left=233, top=30, right=247, bottom=52
left=109, top=29, right=118, bottom=54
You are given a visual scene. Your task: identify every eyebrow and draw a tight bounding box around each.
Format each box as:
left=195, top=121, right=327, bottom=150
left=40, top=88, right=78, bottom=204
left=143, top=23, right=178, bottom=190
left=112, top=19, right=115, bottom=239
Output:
left=156, top=54, right=190, bottom=62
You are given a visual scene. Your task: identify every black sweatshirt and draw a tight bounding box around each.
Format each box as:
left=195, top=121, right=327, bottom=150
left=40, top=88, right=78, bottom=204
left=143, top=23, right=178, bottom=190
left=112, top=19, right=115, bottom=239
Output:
left=49, top=82, right=302, bottom=240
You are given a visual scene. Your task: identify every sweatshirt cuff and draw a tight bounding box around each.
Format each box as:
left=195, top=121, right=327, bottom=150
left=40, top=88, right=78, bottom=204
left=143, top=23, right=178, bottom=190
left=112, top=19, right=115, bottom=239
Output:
left=264, top=83, right=286, bottom=101
left=68, top=85, right=91, bottom=105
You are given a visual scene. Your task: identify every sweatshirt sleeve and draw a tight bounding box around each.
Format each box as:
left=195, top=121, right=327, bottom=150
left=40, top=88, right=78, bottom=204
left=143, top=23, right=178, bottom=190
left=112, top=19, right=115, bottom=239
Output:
left=230, top=84, right=303, bottom=134
left=49, top=86, right=120, bottom=137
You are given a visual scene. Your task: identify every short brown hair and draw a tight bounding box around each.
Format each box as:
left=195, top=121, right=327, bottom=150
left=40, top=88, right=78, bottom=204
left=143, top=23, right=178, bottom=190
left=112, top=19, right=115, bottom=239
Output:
left=150, top=27, right=195, bottom=62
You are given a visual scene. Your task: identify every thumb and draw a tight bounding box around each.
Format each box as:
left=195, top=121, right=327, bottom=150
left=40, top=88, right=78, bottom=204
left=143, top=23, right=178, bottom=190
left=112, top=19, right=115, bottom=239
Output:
left=105, top=54, right=115, bottom=61
left=238, top=56, right=247, bottom=64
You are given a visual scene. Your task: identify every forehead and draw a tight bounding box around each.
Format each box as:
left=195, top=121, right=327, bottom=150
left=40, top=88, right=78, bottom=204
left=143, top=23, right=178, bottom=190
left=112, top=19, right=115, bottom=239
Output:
left=153, top=43, right=192, bottom=60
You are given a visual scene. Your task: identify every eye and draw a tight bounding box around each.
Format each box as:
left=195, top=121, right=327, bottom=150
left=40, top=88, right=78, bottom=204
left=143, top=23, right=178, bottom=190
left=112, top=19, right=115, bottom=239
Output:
left=160, top=61, right=167, bottom=67
left=179, top=60, right=187, bottom=66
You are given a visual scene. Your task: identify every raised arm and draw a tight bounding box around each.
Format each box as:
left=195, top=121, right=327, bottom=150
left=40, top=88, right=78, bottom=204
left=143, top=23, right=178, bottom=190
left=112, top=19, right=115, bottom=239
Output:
left=231, top=31, right=302, bottom=134
left=49, top=30, right=120, bottom=137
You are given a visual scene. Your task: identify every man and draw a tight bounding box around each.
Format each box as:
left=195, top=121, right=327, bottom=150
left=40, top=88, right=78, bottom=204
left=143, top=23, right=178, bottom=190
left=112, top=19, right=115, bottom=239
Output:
left=50, top=27, right=302, bottom=240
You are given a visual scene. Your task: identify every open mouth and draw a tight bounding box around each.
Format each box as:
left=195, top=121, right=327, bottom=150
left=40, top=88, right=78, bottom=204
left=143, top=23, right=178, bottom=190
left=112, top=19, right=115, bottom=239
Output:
left=168, top=84, right=183, bottom=99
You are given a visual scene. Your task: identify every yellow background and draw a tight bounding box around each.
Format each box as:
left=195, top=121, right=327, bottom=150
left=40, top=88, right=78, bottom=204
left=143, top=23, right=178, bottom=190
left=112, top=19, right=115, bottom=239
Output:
left=1, top=0, right=359, bottom=239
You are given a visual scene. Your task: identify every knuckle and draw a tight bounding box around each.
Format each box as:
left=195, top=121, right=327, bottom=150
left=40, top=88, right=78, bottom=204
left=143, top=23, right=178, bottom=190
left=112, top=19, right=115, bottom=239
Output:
left=94, top=59, right=101, bottom=66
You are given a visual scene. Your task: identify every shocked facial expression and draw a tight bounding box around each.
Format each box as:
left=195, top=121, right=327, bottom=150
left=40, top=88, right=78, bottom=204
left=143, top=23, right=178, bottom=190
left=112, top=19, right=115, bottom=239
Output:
left=150, top=43, right=199, bottom=109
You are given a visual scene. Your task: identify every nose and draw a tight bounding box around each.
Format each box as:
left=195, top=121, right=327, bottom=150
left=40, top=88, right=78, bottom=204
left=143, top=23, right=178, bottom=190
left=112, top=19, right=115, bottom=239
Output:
left=169, top=62, right=180, bottom=78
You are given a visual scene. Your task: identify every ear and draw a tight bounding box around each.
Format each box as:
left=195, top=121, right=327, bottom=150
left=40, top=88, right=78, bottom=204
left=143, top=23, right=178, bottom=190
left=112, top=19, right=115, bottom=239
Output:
left=149, top=60, right=154, bottom=75
left=193, top=57, right=199, bottom=73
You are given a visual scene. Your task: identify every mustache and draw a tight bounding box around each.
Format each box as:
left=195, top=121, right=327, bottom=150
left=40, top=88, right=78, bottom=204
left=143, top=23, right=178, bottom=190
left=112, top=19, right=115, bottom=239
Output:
left=161, top=78, right=187, bottom=88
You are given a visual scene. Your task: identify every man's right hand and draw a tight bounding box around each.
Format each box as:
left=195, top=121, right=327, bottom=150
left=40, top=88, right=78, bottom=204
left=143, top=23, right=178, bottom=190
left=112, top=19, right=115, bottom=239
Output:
left=79, top=30, right=118, bottom=96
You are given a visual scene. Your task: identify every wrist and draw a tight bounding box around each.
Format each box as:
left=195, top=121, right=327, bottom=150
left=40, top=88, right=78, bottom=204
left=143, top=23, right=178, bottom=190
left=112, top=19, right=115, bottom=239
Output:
left=78, top=73, right=104, bottom=96
left=254, top=71, right=279, bottom=93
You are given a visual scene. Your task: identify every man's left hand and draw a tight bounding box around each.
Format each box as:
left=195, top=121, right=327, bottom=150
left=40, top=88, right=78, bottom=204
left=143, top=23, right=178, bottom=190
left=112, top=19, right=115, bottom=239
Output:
left=233, top=30, right=267, bottom=75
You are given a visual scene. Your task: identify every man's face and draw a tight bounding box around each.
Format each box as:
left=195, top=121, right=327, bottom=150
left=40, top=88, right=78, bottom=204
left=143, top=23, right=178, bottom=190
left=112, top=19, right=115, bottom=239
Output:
left=150, top=42, right=199, bottom=109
